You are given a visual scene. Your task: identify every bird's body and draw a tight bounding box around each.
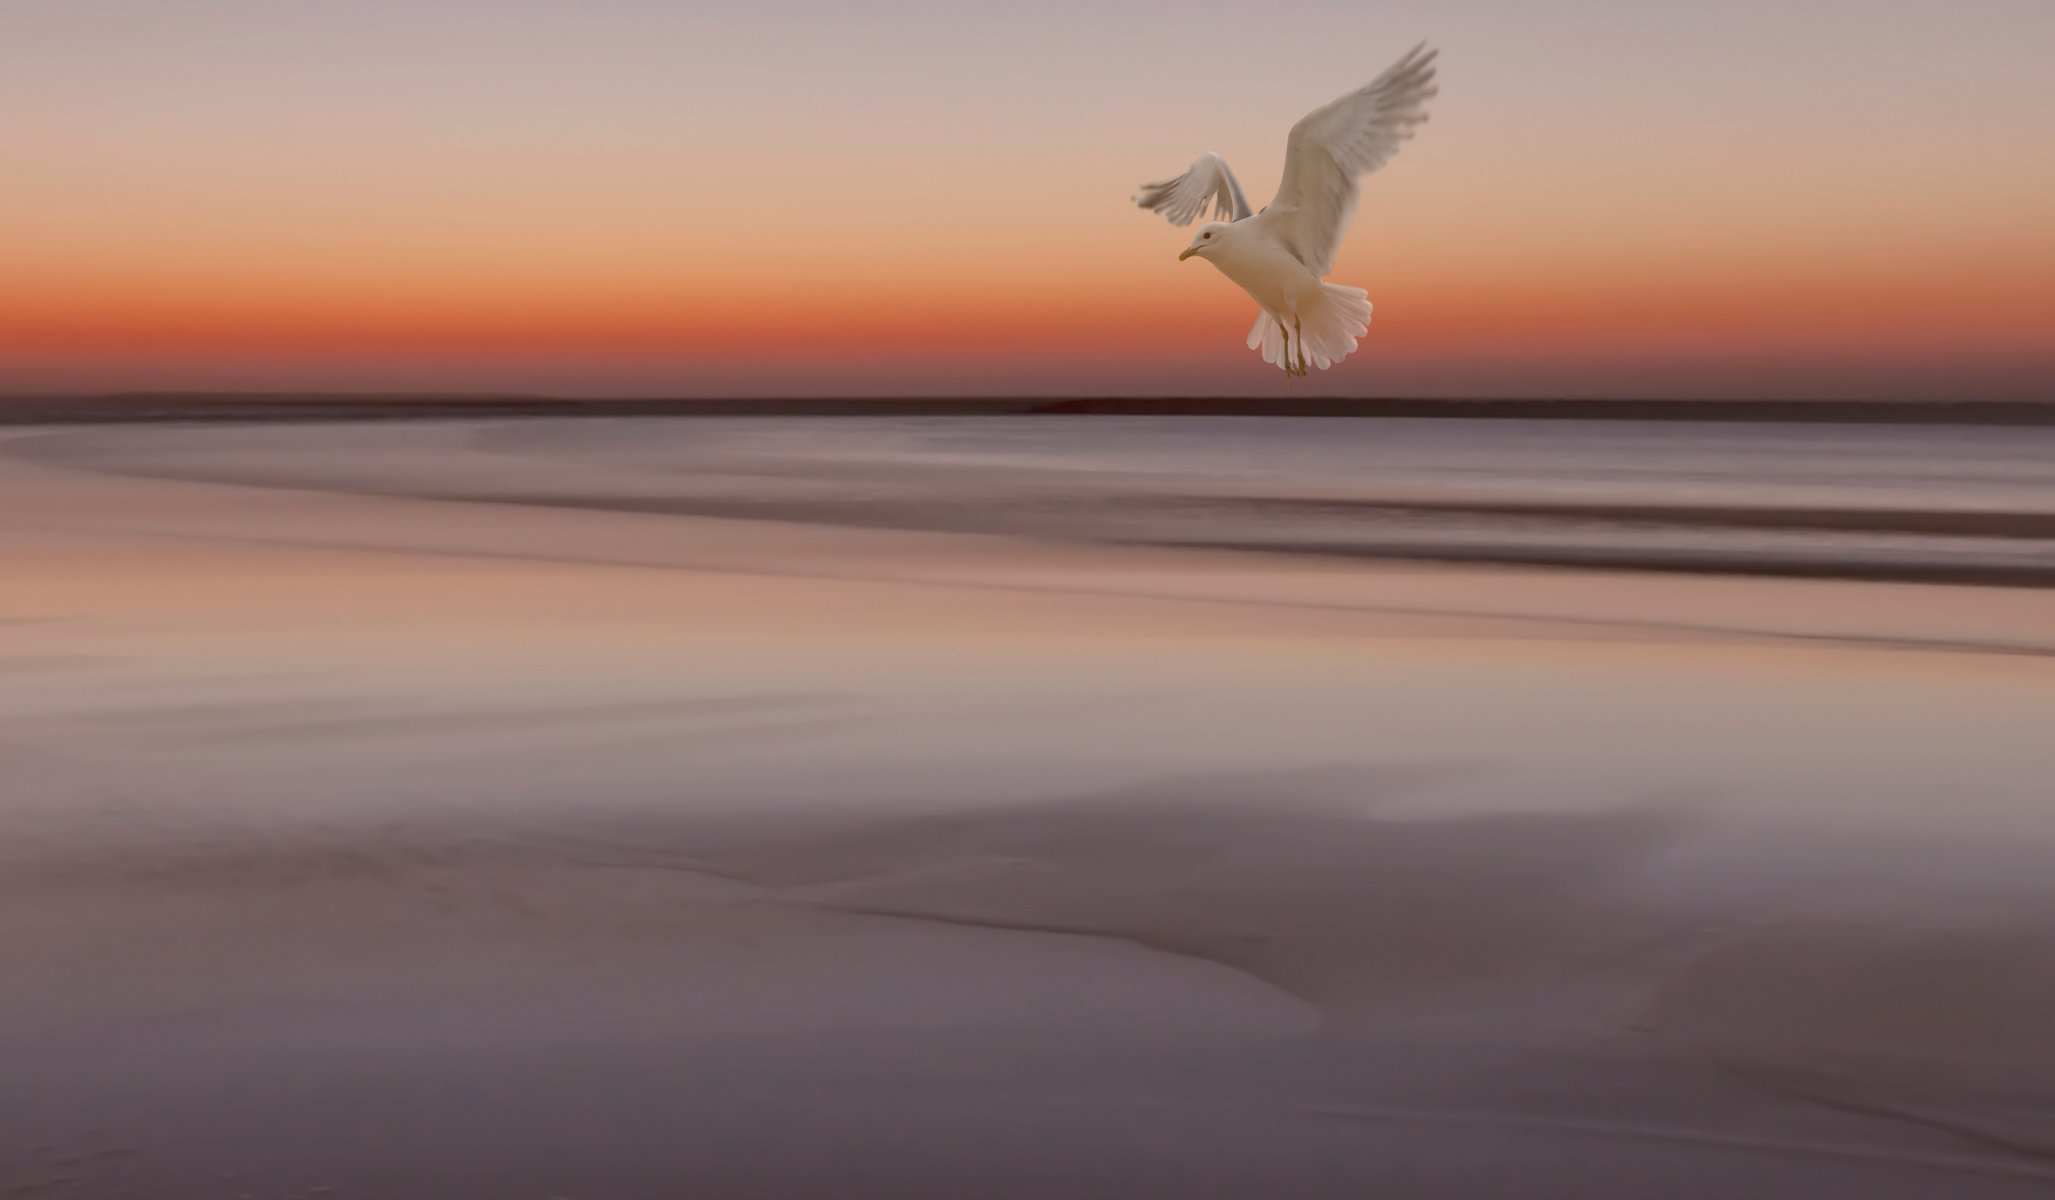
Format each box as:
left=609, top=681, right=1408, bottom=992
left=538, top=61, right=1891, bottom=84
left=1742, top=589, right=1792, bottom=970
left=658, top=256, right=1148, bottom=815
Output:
left=1196, top=213, right=1320, bottom=317
left=1134, top=44, right=1437, bottom=375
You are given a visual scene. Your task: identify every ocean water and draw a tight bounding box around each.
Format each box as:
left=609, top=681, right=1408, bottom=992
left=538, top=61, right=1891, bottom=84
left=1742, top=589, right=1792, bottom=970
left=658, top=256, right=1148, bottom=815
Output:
left=6, top=415, right=2055, bottom=1197
left=421, top=416, right=2055, bottom=584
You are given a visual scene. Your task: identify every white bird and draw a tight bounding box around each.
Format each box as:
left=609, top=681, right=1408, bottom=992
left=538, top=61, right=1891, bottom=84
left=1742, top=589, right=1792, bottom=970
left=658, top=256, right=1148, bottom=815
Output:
left=1134, top=44, right=1438, bottom=376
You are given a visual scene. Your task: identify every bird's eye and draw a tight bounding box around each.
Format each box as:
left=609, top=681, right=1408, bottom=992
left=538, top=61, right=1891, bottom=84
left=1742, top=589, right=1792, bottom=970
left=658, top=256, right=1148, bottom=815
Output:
left=1202, top=232, right=1212, bottom=240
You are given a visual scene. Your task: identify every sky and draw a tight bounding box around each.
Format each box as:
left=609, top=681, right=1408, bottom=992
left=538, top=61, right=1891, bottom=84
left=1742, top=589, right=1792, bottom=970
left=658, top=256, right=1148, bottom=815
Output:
left=3, top=0, right=2052, bottom=400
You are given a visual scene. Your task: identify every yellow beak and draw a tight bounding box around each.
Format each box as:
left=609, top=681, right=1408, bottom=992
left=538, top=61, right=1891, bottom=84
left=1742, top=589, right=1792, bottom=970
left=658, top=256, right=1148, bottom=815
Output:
left=1178, top=247, right=1198, bottom=261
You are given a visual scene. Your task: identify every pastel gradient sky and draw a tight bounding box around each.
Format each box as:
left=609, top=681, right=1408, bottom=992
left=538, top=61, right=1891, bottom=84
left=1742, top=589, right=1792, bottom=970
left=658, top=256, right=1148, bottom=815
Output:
left=4, top=0, right=2052, bottom=399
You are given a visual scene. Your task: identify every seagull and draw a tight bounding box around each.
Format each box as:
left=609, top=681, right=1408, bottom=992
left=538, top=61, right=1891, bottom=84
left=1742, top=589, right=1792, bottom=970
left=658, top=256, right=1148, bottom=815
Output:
left=1134, top=44, right=1438, bottom=376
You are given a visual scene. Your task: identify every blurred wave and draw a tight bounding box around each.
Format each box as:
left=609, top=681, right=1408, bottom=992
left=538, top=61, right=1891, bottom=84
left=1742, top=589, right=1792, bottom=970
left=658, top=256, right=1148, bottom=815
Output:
left=41, top=415, right=2045, bottom=586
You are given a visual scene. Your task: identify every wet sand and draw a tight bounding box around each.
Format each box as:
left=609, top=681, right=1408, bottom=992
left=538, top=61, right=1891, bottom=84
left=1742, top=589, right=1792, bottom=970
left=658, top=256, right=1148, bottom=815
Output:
left=4, top=418, right=2055, bottom=1198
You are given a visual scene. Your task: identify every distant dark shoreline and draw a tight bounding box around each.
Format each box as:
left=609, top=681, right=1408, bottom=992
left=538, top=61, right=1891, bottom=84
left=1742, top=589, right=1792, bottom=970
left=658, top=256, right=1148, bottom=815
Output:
left=4, top=393, right=2054, bottom=426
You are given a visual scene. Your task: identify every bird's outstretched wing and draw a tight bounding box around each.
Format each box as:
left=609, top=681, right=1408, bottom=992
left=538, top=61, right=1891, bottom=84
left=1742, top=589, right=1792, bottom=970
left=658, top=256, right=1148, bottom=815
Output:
left=1268, top=44, right=1437, bottom=276
left=1133, top=151, right=1254, bottom=226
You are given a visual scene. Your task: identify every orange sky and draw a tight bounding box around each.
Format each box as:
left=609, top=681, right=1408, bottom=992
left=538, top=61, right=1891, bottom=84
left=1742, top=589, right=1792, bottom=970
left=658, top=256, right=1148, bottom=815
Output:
left=3, top=0, right=2052, bottom=399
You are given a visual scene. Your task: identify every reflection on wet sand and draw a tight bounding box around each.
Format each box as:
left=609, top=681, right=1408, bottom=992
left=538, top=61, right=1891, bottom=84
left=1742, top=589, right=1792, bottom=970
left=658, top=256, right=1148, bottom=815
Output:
left=2, top=417, right=2054, bottom=1198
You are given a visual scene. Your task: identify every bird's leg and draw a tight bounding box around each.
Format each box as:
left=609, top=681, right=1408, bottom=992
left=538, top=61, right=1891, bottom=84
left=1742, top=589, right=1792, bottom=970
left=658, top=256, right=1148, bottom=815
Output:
left=1276, top=316, right=1296, bottom=377
left=1294, top=314, right=1308, bottom=376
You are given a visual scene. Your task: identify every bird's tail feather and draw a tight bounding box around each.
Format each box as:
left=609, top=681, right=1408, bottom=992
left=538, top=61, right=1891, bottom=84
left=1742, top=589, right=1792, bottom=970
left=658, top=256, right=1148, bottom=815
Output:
left=1246, top=284, right=1373, bottom=372
left=1247, top=311, right=1289, bottom=368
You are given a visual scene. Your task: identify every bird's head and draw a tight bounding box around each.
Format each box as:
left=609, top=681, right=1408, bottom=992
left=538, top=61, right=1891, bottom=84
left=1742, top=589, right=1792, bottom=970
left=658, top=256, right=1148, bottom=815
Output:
left=1178, top=222, right=1230, bottom=261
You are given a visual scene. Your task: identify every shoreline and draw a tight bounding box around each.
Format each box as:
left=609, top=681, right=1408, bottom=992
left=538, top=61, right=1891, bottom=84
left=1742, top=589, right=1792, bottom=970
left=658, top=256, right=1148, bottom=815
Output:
left=4, top=393, right=2055, bottom=426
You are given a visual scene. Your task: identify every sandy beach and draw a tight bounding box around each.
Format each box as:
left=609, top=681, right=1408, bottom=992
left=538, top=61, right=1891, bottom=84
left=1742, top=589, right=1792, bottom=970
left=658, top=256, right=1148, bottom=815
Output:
left=4, top=415, right=2055, bottom=1198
